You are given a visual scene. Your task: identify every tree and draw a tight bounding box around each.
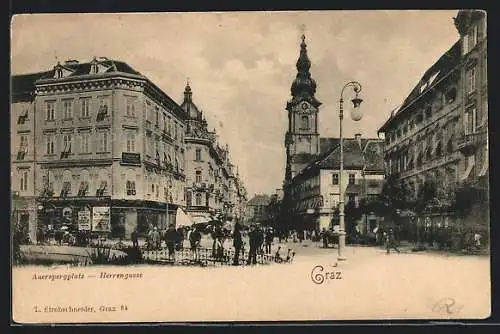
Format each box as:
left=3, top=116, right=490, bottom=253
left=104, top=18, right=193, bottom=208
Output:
left=415, top=178, right=438, bottom=214
left=452, top=180, right=488, bottom=219
left=378, top=173, right=414, bottom=219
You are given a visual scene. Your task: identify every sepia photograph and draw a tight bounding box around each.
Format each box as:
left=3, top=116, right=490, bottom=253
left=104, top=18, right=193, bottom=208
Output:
left=10, top=10, right=490, bottom=323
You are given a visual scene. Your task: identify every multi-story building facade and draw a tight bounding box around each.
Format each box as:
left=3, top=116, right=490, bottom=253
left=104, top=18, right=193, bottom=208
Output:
left=282, top=35, right=385, bottom=235
left=11, top=72, right=49, bottom=242
left=377, top=10, right=487, bottom=210
left=246, top=194, right=271, bottom=225
left=180, top=82, right=247, bottom=224
left=12, top=57, right=188, bottom=240
left=288, top=135, right=385, bottom=234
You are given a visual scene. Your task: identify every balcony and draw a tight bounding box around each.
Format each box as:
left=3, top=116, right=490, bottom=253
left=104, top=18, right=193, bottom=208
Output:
left=457, top=132, right=484, bottom=156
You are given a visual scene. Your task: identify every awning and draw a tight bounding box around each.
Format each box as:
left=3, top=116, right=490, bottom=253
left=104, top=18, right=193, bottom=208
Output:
left=176, top=207, right=194, bottom=227
left=191, top=215, right=212, bottom=225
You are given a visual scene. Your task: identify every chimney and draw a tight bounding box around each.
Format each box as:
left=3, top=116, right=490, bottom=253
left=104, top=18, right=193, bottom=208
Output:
left=355, top=133, right=362, bottom=148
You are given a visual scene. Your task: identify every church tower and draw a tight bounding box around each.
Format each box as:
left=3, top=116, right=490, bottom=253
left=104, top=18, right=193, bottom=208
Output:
left=284, top=35, right=322, bottom=181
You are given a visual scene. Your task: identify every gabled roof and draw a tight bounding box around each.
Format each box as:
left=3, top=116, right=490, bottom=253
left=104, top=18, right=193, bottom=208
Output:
left=319, top=139, right=365, bottom=170
left=378, top=40, right=461, bottom=133
left=247, top=194, right=271, bottom=207
left=291, top=137, right=385, bottom=182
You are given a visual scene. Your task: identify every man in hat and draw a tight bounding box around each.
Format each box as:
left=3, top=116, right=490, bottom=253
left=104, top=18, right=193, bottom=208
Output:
left=232, top=222, right=243, bottom=265
left=247, top=225, right=258, bottom=265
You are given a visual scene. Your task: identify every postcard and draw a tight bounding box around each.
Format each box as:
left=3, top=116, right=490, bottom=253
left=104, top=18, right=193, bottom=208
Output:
left=10, top=10, right=490, bottom=323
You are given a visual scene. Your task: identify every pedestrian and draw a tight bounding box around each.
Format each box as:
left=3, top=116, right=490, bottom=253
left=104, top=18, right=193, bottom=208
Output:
left=165, top=226, right=177, bottom=261
left=264, top=228, right=273, bottom=254
left=189, top=226, right=202, bottom=261
left=274, top=246, right=282, bottom=263
left=321, top=228, right=328, bottom=248
left=473, top=232, right=482, bottom=250
left=247, top=225, right=258, bottom=265
left=232, top=222, right=243, bottom=265
left=386, top=228, right=400, bottom=254
left=131, top=228, right=139, bottom=249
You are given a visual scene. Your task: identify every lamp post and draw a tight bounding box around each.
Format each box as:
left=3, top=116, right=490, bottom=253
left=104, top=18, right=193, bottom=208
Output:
left=337, top=81, right=363, bottom=261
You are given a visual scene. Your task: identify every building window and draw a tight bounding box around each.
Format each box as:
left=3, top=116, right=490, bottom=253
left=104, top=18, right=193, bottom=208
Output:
left=63, top=100, right=73, bottom=119
left=163, top=114, right=167, bottom=132
left=205, top=193, right=209, bottom=207
left=156, top=184, right=159, bottom=197
left=20, top=170, right=28, bottom=192
left=98, top=132, right=108, bottom=152
left=195, top=193, right=202, bottom=206
left=168, top=117, right=172, bottom=134
left=301, top=115, right=309, bottom=129
left=186, top=191, right=192, bottom=206
left=464, top=107, right=476, bottom=135
left=445, top=87, right=457, bottom=103
left=348, top=174, right=355, bottom=185
left=126, top=181, right=136, bottom=195
left=61, top=134, right=72, bottom=159
left=80, top=98, right=90, bottom=118
left=96, top=181, right=107, bottom=197
left=155, top=108, right=160, bottom=127
left=46, top=134, right=55, bottom=155
left=195, top=170, right=202, bottom=183
left=60, top=181, right=71, bottom=198
left=46, top=101, right=55, bottom=121
left=435, top=141, right=442, bottom=156
left=77, top=181, right=89, bottom=196
left=96, top=98, right=109, bottom=122
left=126, top=98, right=136, bottom=117
left=17, top=135, right=28, bottom=160
left=467, top=66, right=476, bottom=94
left=332, top=173, right=339, bottom=185
left=17, top=109, right=28, bottom=124
left=174, top=122, right=178, bottom=139
left=80, top=132, right=90, bottom=153
left=195, top=148, right=202, bottom=161
left=425, top=105, right=432, bottom=119
left=126, top=133, right=135, bottom=152
left=468, top=25, right=478, bottom=51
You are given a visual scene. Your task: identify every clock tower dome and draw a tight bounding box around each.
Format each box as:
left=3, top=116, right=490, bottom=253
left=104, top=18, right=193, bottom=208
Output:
left=284, top=35, right=322, bottom=181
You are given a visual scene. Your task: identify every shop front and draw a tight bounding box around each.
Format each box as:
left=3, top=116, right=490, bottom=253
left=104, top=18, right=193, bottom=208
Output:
left=36, top=197, right=179, bottom=239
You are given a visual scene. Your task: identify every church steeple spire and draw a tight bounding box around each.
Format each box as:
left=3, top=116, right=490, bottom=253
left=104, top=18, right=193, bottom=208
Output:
left=290, top=35, right=320, bottom=107
left=184, top=78, right=192, bottom=102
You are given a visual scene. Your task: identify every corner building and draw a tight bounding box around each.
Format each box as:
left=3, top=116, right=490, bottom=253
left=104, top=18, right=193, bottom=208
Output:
left=29, top=58, right=187, bottom=238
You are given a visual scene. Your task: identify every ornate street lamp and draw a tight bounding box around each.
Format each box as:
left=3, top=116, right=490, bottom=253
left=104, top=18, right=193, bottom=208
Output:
left=337, top=81, right=363, bottom=261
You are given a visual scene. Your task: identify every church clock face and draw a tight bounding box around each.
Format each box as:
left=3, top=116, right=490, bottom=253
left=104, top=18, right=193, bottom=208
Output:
left=301, top=102, right=308, bottom=110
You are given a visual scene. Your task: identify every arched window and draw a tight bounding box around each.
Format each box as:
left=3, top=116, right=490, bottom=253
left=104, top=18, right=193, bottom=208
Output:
left=435, top=141, right=442, bottom=156
left=195, top=170, right=202, bottom=183
left=301, top=115, right=309, bottom=129
left=61, top=170, right=73, bottom=197
left=195, top=193, right=202, bottom=206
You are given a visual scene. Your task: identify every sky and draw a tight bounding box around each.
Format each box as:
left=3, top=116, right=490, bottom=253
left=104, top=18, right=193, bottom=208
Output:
left=11, top=11, right=461, bottom=197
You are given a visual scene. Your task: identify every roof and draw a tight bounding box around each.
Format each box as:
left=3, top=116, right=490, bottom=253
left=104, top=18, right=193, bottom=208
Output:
left=377, top=40, right=461, bottom=133
left=363, top=140, right=385, bottom=171
left=292, top=137, right=384, bottom=182
left=247, top=194, right=271, bottom=207
left=11, top=71, right=52, bottom=102
left=11, top=58, right=187, bottom=120
left=319, top=139, right=365, bottom=170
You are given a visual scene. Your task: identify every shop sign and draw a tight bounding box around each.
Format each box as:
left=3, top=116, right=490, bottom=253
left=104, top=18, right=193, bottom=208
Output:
left=92, top=206, right=111, bottom=232
left=78, top=208, right=91, bottom=231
